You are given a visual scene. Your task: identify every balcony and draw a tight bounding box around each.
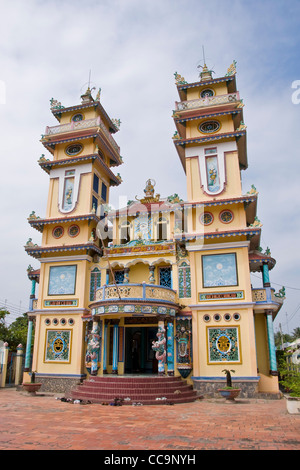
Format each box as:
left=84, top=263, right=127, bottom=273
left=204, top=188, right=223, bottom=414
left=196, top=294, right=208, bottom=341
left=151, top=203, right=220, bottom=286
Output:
left=44, top=117, right=120, bottom=154
left=252, top=287, right=284, bottom=314
left=175, top=92, right=241, bottom=112
left=89, top=283, right=180, bottom=318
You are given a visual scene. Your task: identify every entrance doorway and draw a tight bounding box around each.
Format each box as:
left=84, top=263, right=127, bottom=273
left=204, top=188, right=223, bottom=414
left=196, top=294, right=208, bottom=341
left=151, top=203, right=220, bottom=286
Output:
left=125, top=327, right=158, bottom=374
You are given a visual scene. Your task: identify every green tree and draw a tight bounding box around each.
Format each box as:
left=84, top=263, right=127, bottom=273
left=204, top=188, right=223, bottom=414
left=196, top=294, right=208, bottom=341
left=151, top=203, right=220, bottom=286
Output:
left=8, top=314, right=29, bottom=351
left=0, top=309, right=10, bottom=343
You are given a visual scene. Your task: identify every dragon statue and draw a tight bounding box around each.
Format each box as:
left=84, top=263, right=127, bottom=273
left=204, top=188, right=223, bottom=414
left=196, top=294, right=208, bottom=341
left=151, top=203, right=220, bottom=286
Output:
left=152, top=325, right=166, bottom=373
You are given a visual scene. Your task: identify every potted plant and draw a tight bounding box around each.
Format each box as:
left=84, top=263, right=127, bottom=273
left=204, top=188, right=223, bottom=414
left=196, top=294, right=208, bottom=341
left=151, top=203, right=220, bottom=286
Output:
left=218, top=369, right=241, bottom=401
left=22, top=371, right=42, bottom=395
left=278, top=352, right=300, bottom=414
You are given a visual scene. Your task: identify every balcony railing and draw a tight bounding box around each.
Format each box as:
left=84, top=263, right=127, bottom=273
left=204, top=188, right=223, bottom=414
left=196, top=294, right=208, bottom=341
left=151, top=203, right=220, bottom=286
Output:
left=44, top=117, right=120, bottom=153
left=95, top=283, right=177, bottom=304
left=252, top=288, right=284, bottom=306
left=175, top=92, right=240, bottom=112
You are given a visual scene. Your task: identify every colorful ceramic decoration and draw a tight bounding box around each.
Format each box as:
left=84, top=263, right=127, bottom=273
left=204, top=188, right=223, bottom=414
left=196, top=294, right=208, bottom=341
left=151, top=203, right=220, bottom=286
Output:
left=44, top=329, right=72, bottom=362
left=202, top=253, right=238, bottom=287
left=48, top=265, right=77, bottom=295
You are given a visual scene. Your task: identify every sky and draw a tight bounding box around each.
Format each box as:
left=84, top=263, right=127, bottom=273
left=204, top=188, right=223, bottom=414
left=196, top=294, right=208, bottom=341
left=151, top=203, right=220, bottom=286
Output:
left=0, top=0, right=299, bottom=334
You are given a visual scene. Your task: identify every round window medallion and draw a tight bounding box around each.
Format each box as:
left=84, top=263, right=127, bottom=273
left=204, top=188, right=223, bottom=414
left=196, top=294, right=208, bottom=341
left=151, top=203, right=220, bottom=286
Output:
left=199, top=120, right=220, bottom=134
left=200, top=89, right=214, bottom=98
left=60, top=318, right=66, bottom=325
left=224, top=313, right=231, bottom=322
left=220, top=210, right=234, bottom=224
left=213, top=314, right=221, bottom=322
left=68, top=318, right=75, bottom=326
left=233, top=313, right=241, bottom=321
left=203, top=314, right=211, bottom=322
left=71, top=113, right=83, bottom=122
left=53, top=226, right=64, bottom=239
left=65, top=143, right=83, bottom=156
left=200, top=212, right=214, bottom=225
left=53, top=318, right=59, bottom=325
left=45, top=318, right=51, bottom=325
left=68, top=224, right=80, bottom=237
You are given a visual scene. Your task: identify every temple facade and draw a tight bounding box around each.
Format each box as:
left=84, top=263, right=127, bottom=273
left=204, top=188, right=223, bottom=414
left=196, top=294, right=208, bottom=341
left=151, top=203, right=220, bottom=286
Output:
left=24, top=62, right=285, bottom=398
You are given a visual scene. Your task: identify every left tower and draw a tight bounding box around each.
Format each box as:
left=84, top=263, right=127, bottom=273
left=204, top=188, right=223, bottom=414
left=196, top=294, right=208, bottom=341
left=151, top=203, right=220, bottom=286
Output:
left=24, top=87, right=122, bottom=391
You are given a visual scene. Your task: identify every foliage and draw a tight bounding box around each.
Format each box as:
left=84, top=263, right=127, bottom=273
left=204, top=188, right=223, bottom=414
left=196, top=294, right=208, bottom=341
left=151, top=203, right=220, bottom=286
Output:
left=278, top=351, right=300, bottom=397
left=0, top=309, right=30, bottom=351
left=222, top=369, right=235, bottom=388
left=275, top=327, right=300, bottom=349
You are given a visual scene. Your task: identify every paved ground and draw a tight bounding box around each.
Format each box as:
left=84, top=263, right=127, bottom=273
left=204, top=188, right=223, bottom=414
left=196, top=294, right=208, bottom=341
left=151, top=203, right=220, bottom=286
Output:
left=0, top=387, right=299, bottom=452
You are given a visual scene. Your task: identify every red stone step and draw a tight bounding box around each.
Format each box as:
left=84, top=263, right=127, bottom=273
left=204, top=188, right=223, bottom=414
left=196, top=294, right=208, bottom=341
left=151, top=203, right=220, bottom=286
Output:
left=69, top=375, right=198, bottom=405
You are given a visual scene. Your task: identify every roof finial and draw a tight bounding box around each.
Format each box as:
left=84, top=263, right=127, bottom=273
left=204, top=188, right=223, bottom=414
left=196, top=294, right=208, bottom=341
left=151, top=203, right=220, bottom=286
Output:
left=197, top=46, right=215, bottom=81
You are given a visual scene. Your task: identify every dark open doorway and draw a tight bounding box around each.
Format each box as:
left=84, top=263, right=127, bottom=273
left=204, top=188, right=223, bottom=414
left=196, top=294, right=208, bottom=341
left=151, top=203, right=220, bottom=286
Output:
left=125, top=326, right=158, bottom=374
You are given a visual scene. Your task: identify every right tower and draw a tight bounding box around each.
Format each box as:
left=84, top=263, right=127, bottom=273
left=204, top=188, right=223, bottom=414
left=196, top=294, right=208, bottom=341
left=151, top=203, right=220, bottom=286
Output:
left=172, top=61, right=284, bottom=397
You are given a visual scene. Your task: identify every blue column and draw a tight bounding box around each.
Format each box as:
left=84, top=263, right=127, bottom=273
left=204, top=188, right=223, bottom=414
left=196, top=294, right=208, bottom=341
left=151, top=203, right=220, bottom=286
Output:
left=262, top=262, right=270, bottom=286
left=103, top=323, right=108, bottom=374
left=167, top=320, right=174, bottom=376
left=24, top=318, right=33, bottom=371
left=29, top=279, right=36, bottom=311
left=112, top=323, right=119, bottom=374
left=265, top=310, right=277, bottom=375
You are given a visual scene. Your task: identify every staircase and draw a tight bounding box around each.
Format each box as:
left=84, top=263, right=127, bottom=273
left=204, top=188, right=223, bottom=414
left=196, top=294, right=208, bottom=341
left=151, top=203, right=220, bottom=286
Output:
left=69, top=375, right=198, bottom=405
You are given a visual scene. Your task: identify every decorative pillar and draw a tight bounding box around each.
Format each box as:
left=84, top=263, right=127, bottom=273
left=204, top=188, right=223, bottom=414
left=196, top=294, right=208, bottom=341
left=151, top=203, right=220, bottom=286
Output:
left=149, top=265, right=155, bottom=284
left=103, top=322, right=108, bottom=374
left=124, top=267, right=130, bottom=283
left=112, top=322, right=119, bottom=374
left=152, top=318, right=166, bottom=376
left=262, top=262, right=270, bottom=287
left=29, top=279, right=36, bottom=311
left=24, top=316, right=34, bottom=371
left=15, top=344, right=24, bottom=385
left=85, top=321, right=101, bottom=376
left=0, top=342, right=9, bottom=388
left=167, top=319, right=175, bottom=376
left=265, top=310, right=278, bottom=375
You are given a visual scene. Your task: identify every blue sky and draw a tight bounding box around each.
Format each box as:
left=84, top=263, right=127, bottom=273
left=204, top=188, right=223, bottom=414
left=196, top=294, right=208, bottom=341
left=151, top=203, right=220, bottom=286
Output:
left=0, top=0, right=299, bottom=334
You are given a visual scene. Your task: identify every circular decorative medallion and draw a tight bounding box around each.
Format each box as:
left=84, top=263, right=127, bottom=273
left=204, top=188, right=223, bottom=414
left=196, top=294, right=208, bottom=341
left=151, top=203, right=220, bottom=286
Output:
left=53, top=226, right=64, bottom=239
left=220, top=210, right=234, bottom=224
left=65, top=143, right=83, bottom=156
left=200, top=212, right=214, bottom=225
left=68, top=224, right=80, bottom=237
left=203, top=314, right=211, bottom=322
left=216, top=335, right=231, bottom=353
left=233, top=313, right=241, bottom=321
left=53, top=337, right=64, bottom=354
left=213, top=314, right=221, bottom=322
left=199, top=120, right=220, bottom=134
left=200, top=88, right=214, bottom=98
left=71, top=113, right=83, bottom=122
left=224, top=313, right=231, bottom=322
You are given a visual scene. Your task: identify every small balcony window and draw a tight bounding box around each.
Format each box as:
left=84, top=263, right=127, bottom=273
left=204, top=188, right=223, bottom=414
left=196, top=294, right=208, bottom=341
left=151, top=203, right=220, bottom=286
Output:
left=159, top=266, right=172, bottom=288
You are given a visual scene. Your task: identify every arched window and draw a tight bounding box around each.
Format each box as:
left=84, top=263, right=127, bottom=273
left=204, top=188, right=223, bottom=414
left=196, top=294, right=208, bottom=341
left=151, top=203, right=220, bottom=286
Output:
left=178, top=261, right=191, bottom=298
left=156, top=217, right=168, bottom=241
left=90, top=267, right=101, bottom=301
left=120, top=221, right=130, bottom=244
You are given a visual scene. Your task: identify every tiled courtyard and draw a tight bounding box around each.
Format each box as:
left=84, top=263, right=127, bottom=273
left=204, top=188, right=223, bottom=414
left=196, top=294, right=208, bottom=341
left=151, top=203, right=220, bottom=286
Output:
left=0, top=388, right=299, bottom=451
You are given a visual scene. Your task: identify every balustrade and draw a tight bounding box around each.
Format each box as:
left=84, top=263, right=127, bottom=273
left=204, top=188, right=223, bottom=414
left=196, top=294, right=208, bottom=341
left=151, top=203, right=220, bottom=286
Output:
left=175, top=92, right=240, bottom=112
left=95, top=283, right=176, bottom=304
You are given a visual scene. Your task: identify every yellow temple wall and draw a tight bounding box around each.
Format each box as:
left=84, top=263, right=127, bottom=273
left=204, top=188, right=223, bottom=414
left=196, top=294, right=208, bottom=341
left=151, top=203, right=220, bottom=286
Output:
left=192, top=306, right=257, bottom=378
left=33, top=312, right=84, bottom=376
left=186, top=150, right=242, bottom=203
left=59, top=107, right=97, bottom=125
left=193, top=246, right=252, bottom=302
left=39, top=260, right=88, bottom=309
left=186, top=82, right=228, bottom=101
left=187, top=114, right=234, bottom=139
